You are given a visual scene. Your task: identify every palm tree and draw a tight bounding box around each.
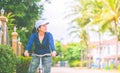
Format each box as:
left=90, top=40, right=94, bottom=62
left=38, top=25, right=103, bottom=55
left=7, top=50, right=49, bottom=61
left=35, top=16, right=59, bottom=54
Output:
left=68, top=24, right=90, bottom=68
left=79, top=29, right=91, bottom=68
left=88, top=0, right=120, bottom=68
left=69, top=0, right=120, bottom=69
left=69, top=0, right=104, bottom=68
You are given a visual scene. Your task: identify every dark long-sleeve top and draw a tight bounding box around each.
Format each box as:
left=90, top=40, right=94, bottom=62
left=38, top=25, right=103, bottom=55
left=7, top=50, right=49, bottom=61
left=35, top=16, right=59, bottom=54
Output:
left=25, top=32, right=56, bottom=54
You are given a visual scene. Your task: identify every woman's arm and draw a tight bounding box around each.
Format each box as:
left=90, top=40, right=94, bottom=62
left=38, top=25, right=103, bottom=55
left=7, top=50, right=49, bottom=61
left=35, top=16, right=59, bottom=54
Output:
left=26, top=33, right=35, bottom=50
left=48, top=32, right=55, bottom=51
left=48, top=32, right=57, bottom=57
left=24, top=33, right=35, bottom=56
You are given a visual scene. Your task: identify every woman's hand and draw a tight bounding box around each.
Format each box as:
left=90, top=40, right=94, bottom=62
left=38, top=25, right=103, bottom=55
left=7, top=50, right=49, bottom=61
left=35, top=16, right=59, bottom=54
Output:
left=51, top=51, right=57, bottom=57
left=24, top=50, right=29, bottom=57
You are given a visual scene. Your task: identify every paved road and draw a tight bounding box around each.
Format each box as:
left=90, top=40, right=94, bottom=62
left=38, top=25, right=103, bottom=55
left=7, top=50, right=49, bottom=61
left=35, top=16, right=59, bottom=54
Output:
left=51, top=67, right=120, bottom=73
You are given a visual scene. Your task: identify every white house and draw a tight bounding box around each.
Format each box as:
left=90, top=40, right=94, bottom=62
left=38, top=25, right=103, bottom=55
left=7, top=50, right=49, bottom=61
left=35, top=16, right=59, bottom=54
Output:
left=88, top=37, right=120, bottom=68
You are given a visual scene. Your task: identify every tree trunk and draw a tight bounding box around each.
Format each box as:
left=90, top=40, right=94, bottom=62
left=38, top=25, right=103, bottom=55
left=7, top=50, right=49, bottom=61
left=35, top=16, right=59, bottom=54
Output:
left=86, top=47, right=90, bottom=68
left=98, top=29, right=102, bottom=69
left=114, top=21, right=118, bottom=69
left=85, top=38, right=91, bottom=68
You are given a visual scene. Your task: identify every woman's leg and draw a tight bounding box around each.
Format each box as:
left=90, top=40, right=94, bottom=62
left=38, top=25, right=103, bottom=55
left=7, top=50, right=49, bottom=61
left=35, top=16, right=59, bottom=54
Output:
left=28, top=56, right=39, bottom=73
left=43, top=56, right=52, bottom=73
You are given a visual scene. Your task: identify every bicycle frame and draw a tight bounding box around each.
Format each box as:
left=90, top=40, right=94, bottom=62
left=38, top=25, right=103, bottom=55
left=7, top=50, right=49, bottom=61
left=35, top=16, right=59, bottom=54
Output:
left=32, top=53, right=51, bottom=73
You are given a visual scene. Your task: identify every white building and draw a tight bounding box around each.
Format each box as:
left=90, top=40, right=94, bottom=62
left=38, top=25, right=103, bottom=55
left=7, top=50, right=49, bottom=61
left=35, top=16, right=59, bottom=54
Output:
left=88, top=37, right=120, bottom=68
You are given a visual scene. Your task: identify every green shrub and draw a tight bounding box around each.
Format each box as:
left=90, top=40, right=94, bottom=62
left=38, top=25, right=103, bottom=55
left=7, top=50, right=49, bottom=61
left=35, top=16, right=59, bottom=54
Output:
left=105, top=65, right=109, bottom=70
left=52, top=56, right=62, bottom=66
left=69, top=60, right=80, bottom=67
left=109, top=64, right=114, bottom=69
left=80, top=60, right=87, bottom=67
left=16, top=56, right=32, bottom=73
left=0, top=45, right=17, bottom=73
left=105, top=64, right=114, bottom=70
left=117, top=64, right=120, bottom=71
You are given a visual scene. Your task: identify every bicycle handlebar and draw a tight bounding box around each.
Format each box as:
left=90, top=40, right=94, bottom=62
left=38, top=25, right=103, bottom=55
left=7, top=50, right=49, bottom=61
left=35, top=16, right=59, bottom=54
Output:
left=23, top=52, right=59, bottom=57
left=31, top=53, right=51, bottom=57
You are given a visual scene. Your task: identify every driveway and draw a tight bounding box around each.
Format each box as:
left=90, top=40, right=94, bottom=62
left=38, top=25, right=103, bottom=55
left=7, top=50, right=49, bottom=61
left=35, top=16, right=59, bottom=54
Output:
left=51, top=67, right=120, bottom=73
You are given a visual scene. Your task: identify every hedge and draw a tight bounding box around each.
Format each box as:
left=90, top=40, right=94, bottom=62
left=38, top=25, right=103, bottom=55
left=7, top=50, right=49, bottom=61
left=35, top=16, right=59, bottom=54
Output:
left=16, top=56, right=32, bottom=73
left=0, top=45, right=17, bottom=73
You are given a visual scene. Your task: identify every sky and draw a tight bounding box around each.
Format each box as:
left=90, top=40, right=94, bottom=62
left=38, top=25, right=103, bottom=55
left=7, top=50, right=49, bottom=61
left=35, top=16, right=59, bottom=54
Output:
left=41, top=0, right=79, bottom=44
left=40, top=0, right=117, bottom=44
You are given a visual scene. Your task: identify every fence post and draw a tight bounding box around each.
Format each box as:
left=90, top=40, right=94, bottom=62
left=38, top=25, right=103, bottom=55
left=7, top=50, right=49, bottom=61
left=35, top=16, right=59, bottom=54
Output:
left=18, top=41, right=22, bottom=56
left=0, top=21, right=3, bottom=44
left=18, top=37, right=22, bottom=56
left=0, top=8, right=8, bottom=45
left=12, top=26, right=18, bottom=55
left=21, top=45, right=24, bottom=55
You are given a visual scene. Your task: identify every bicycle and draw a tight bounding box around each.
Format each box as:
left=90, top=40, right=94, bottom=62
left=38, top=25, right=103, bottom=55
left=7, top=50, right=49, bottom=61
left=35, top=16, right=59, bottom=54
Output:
left=30, top=53, right=51, bottom=73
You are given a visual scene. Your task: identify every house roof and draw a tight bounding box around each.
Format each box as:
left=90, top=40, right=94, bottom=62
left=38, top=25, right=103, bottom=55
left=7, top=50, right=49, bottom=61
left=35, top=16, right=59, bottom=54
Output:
left=88, top=37, right=119, bottom=48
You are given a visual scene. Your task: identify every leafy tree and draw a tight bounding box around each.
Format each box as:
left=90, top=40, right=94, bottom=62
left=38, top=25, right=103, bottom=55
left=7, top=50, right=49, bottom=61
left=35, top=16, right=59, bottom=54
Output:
left=52, top=41, right=66, bottom=65
left=64, top=43, right=86, bottom=64
left=67, top=0, right=92, bottom=67
left=0, top=0, right=45, bottom=48
left=0, top=0, right=43, bottom=27
left=55, top=40, right=62, bottom=55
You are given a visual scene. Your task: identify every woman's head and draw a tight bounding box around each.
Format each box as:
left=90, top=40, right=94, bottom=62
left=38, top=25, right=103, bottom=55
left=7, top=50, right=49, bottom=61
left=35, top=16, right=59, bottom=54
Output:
left=35, top=19, right=49, bottom=32
left=38, top=24, right=47, bottom=32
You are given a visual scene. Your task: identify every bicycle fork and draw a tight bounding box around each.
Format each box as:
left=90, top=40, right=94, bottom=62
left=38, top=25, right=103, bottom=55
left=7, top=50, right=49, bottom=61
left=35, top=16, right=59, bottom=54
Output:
left=39, top=57, right=43, bottom=73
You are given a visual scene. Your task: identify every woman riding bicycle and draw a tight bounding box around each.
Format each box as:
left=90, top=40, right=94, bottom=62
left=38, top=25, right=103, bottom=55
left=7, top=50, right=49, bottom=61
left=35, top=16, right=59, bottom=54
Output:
left=24, top=19, right=57, bottom=73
